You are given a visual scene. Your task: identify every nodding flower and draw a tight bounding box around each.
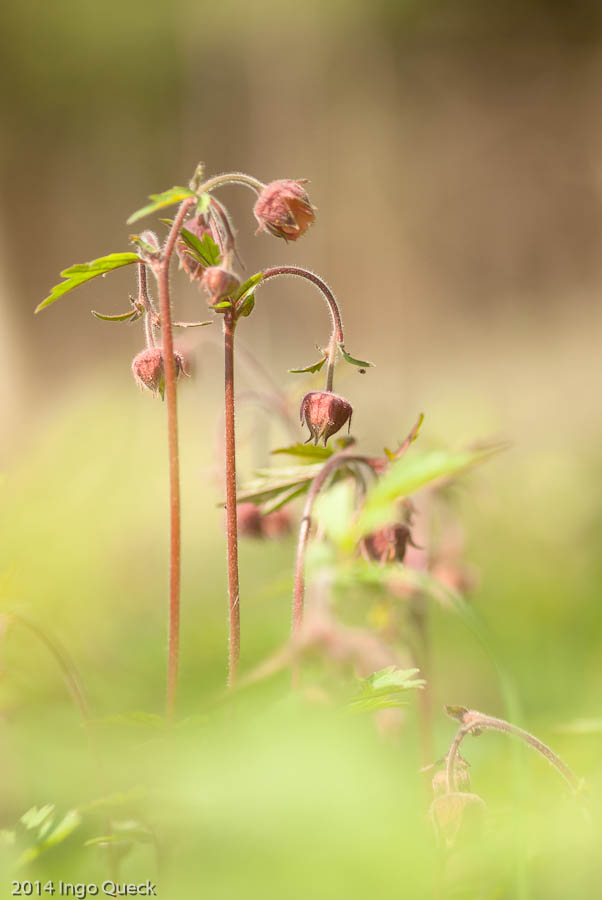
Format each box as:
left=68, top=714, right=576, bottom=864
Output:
left=254, top=179, right=315, bottom=242
left=300, top=391, right=352, bottom=446
left=131, top=347, right=186, bottom=400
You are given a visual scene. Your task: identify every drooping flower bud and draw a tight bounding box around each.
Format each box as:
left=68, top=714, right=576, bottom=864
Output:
left=262, top=507, right=293, bottom=539
left=361, top=524, right=412, bottom=565
left=131, top=347, right=186, bottom=399
left=300, top=391, right=352, bottom=446
left=202, top=266, right=240, bottom=305
left=253, top=179, right=315, bottom=242
left=176, top=214, right=212, bottom=281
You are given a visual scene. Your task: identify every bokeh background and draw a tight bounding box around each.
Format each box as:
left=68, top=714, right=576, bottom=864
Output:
left=1, top=1, right=601, bottom=897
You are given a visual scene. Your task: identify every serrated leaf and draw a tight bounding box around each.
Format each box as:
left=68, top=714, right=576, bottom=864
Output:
left=232, top=271, right=264, bottom=302
left=36, top=253, right=140, bottom=313
left=127, top=186, right=195, bottom=225
left=272, top=443, right=333, bottom=462
left=289, top=356, right=327, bottom=375
left=348, top=666, right=425, bottom=714
left=351, top=445, right=505, bottom=541
left=338, top=343, right=374, bottom=368
left=179, top=227, right=222, bottom=267
left=91, top=308, right=140, bottom=322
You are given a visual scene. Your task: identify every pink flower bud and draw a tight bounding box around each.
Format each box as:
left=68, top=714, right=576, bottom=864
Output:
left=202, top=266, right=240, bottom=304
left=131, top=347, right=186, bottom=399
left=253, top=179, right=315, bottom=242
left=300, top=391, right=352, bottom=446
left=176, top=214, right=212, bottom=281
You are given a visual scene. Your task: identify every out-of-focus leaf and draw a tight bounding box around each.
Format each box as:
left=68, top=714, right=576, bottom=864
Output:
left=338, top=343, right=374, bottom=368
left=555, top=719, right=602, bottom=736
left=95, top=711, right=166, bottom=730
left=36, top=253, right=140, bottom=312
left=289, top=356, right=327, bottom=374
left=234, top=463, right=325, bottom=507
left=272, top=443, right=333, bottom=462
left=351, top=445, right=505, bottom=541
left=16, top=810, right=81, bottom=867
left=20, top=806, right=54, bottom=831
left=348, top=666, right=425, bottom=714
left=84, top=820, right=154, bottom=848
left=314, top=481, right=356, bottom=545
left=179, top=227, right=221, bottom=267
left=91, top=308, right=140, bottom=323
left=172, top=320, right=213, bottom=328
left=261, top=485, right=308, bottom=515
left=126, top=186, right=195, bottom=224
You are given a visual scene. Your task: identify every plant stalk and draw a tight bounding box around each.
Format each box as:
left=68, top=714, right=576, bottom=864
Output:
left=224, top=310, right=241, bottom=685
left=157, top=197, right=195, bottom=720
left=445, top=709, right=580, bottom=794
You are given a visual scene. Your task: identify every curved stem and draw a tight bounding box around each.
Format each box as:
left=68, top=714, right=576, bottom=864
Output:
left=199, top=172, right=265, bottom=195
left=223, top=310, right=240, bottom=686
left=445, top=709, right=580, bottom=794
left=157, top=197, right=194, bottom=720
left=262, top=265, right=344, bottom=343
left=293, top=451, right=378, bottom=633
left=138, top=264, right=155, bottom=349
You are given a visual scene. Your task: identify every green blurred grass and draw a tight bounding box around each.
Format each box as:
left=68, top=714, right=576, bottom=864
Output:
left=0, top=370, right=601, bottom=898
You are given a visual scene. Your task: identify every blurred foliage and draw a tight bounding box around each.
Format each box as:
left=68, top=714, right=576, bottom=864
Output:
left=0, top=376, right=600, bottom=897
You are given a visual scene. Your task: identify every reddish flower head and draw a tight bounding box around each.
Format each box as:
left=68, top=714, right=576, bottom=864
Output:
left=236, top=502, right=264, bottom=538
left=300, top=391, right=353, bottom=446
left=176, top=214, right=212, bottom=281
left=254, top=179, right=315, bottom=242
left=131, top=347, right=186, bottom=399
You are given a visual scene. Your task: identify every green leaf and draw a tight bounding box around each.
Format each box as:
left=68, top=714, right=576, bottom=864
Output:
left=289, top=356, right=327, bottom=375
left=232, top=271, right=264, bottom=302
left=272, top=443, right=333, bottom=462
left=351, top=445, right=505, bottom=541
left=197, top=193, right=211, bottom=215
left=236, top=291, right=255, bottom=318
left=20, top=805, right=55, bottom=831
left=172, top=320, right=213, bottom=328
left=234, top=463, right=325, bottom=507
left=554, top=719, right=602, bottom=736
left=126, top=186, right=195, bottom=225
left=16, top=810, right=81, bottom=868
left=348, top=666, right=425, bottom=714
left=338, top=343, right=374, bottom=368
left=91, top=308, right=140, bottom=322
left=313, top=481, right=356, bottom=545
left=36, top=253, right=140, bottom=313
left=179, top=228, right=221, bottom=267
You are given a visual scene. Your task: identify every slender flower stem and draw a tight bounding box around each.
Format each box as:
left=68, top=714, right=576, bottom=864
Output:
left=223, top=310, right=240, bottom=685
left=261, top=267, right=345, bottom=396
left=199, top=172, right=265, bottom=195
left=293, top=451, right=377, bottom=632
left=157, top=197, right=195, bottom=721
left=138, top=264, right=155, bottom=349
left=445, top=709, right=580, bottom=794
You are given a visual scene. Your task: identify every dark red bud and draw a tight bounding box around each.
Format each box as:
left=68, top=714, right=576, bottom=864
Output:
left=236, top=502, right=264, bottom=538
left=361, top=524, right=412, bottom=565
left=131, top=347, right=185, bottom=399
left=253, top=179, right=315, bottom=242
left=300, top=391, right=352, bottom=446
left=202, top=266, right=240, bottom=304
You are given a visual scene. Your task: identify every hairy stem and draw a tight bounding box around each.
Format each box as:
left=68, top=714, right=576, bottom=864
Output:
left=199, top=172, right=265, bottom=195
left=224, top=310, right=241, bottom=686
left=262, top=266, right=344, bottom=344
left=138, top=264, right=155, bottom=349
left=157, top=197, right=194, bottom=720
left=293, top=451, right=377, bottom=633
left=445, top=709, right=580, bottom=794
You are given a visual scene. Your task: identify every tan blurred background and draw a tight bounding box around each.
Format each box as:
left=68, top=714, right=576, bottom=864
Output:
left=2, top=0, right=602, bottom=455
